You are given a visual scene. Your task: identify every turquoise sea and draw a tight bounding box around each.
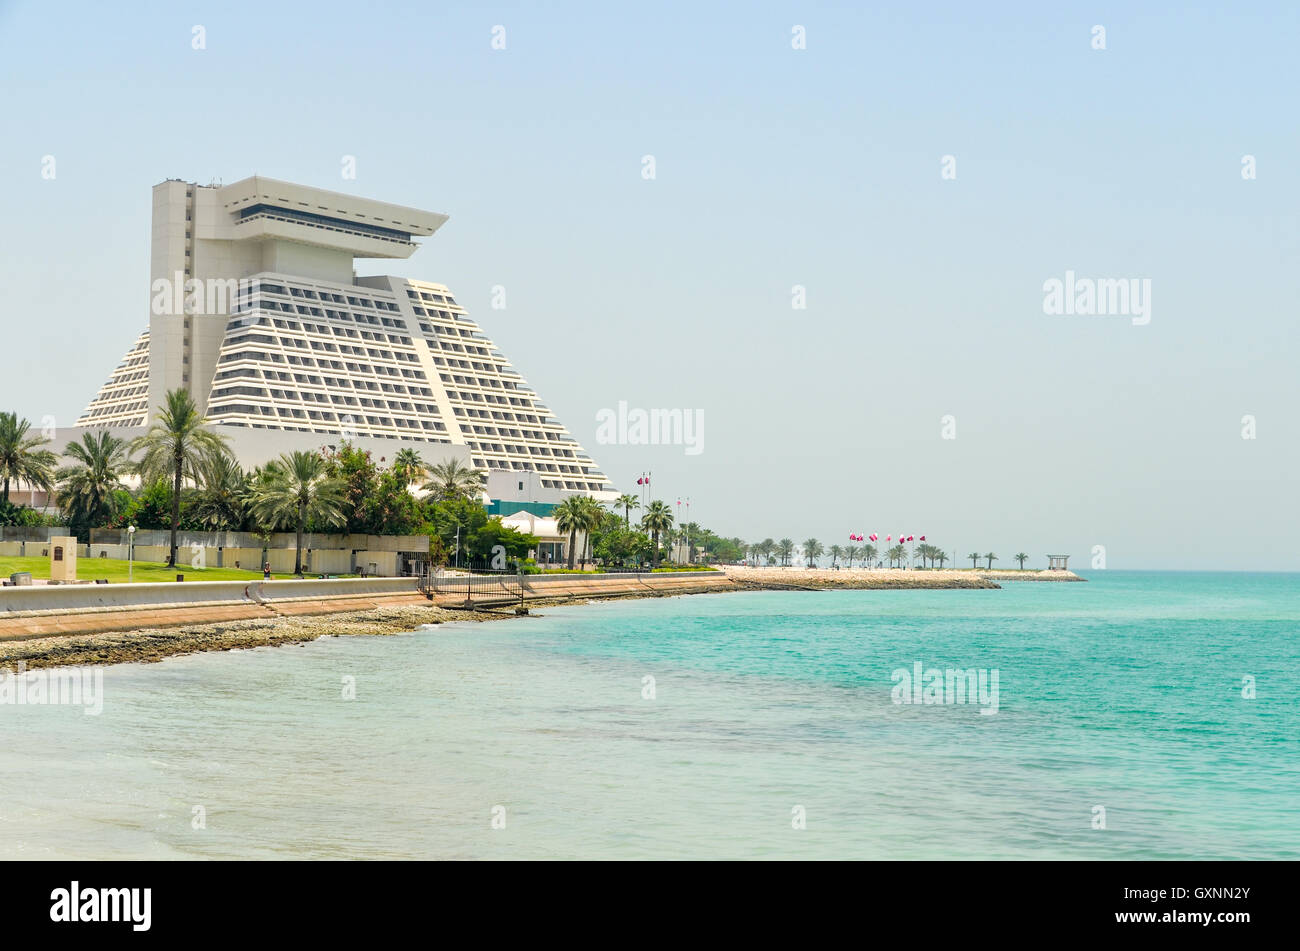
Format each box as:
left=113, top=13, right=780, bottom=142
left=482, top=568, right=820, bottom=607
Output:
left=0, top=571, right=1296, bottom=859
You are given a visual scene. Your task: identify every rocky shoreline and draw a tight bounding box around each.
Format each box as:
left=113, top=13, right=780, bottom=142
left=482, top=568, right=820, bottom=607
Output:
left=0, top=586, right=741, bottom=671
left=0, top=603, right=522, bottom=671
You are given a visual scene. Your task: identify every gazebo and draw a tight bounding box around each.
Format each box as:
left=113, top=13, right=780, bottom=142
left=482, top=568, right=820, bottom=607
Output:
left=1046, top=554, right=1070, bottom=571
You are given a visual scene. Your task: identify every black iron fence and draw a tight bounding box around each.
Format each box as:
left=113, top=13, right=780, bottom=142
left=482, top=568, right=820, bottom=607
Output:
left=419, top=567, right=526, bottom=608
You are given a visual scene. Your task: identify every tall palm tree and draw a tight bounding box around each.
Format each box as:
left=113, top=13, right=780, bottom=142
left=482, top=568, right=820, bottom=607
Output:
left=985, top=552, right=998, bottom=570
left=421, top=458, right=483, bottom=502
left=843, top=545, right=858, bottom=568
left=553, top=496, right=589, bottom=569
left=1015, top=552, right=1029, bottom=569
left=935, top=551, right=949, bottom=569
left=614, top=493, right=640, bottom=529
left=578, top=495, right=607, bottom=568
left=659, top=525, right=678, bottom=561
left=863, top=543, right=878, bottom=567
left=391, top=448, right=427, bottom=485
left=130, top=389, right=232, bottom=566
left=640, top=500, right=675, bottom=568
left=968, top=552, right=981, bottom=569
left=758, top=538, right=775, bottom=565
left=888, top=544, right=906, bottom=567
left=829, top=544, right=843, bottom=567
left=189, top=452, right=250, bottom=531
left=776, top=538, right=795, bottom=566
left=0, top=412, right=57, bottom=505
left=54, top=430, right=130, bottom=530
left=249, top=451, right=346, bottom=575
left=681, top=521, right=702, bottom=563
left=803, top=538, right=823, bottom=567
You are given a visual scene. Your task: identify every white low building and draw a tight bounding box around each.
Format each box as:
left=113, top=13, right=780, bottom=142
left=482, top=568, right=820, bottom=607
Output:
left=497, top=510, right=583, bottom=566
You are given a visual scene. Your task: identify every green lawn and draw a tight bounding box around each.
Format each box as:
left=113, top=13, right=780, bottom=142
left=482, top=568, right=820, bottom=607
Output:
left=0, top=555, right=298, bottom=584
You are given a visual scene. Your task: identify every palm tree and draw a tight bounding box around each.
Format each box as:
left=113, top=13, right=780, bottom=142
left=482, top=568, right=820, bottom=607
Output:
left=843, top=545, right=858, bottom=568
left=421, top=457, right=483, bottom=502
left=829, top=544, right=843, bottom=567
left=615, top=493, right=640, bottom=529
left=758, top=538, right=775, bottom=566
left=968, top=552, right=981, bottom=569
left=888, top=544, right=906, bottom=568
left=391, top=448, right=427, bottom=485
left=660, top=525, right=678, bottom=561
left=935, top=551, right=949, bottom=569
left=640, top=500, right=674, bottom=568
left=0, top=412, right=57, bottom=505
left=681, top=521, right=702, bottom=563
left=1015, top=552, right=1029, bottom=570
left=553, top=496, right=588, bottom=569
left=188, top=452, right=249, bottom=531
left=776, top=538, right=795, bottom=566
left=863, top=544, right=878, bottom=567
left=131, top=389, right=232, bottom=567
left=248, top=451, right=346, bottom=575
left=985, top=552, right=998, bottom=570
left=803, top=538, right=823, bottom=567
left=578, top=496, right=607, bottom=568
left=54, top=430, right=130, bottom=530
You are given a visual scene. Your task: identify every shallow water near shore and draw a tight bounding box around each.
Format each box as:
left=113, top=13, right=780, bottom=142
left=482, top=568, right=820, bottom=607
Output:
left=0, top=570, right=1296, bottom=859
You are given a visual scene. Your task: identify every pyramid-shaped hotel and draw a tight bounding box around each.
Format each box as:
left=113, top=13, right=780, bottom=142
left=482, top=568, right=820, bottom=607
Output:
left=75, top=176, right=614, bottom=499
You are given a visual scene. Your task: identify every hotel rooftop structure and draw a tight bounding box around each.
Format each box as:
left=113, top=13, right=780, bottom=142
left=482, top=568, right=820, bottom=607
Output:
left=75, top=176, right=614, bottom=497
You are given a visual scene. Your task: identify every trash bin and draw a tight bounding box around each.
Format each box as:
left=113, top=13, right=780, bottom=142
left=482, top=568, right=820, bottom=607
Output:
left=9, top=572, right=32, bottom=586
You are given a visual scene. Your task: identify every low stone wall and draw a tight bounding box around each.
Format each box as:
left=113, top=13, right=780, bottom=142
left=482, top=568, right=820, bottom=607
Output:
left=976, top=569, right=1085, bottom=582
left=0, top=572, right=733, bottom=641
left=0, top=577, right=418, bottom=617
left=721, top=566, right=1001, bottom=589
left=428, top=571, right=735, bottom=608
left=7, top=540, right=419, bottom=576
left=523, top=570, right=721, bottom=584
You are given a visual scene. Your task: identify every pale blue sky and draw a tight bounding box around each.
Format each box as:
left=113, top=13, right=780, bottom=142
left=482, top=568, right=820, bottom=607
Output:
left=1, top=1, right=1296, bottom=568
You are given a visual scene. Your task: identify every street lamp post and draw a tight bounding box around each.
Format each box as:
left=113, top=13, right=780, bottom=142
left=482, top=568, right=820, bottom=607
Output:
left=127, top=525, right=136, bottom=582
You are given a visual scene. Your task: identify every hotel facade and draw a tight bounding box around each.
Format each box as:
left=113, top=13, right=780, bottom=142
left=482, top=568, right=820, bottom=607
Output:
left=72, top=176, right=614, bottom=498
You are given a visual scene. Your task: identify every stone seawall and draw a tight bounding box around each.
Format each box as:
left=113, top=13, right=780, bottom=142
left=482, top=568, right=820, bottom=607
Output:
left=0, top=573, right=738, bottom=641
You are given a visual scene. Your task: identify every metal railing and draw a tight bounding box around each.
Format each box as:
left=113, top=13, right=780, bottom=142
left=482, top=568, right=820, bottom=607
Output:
left=419, top=566, right=526, bottom=609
